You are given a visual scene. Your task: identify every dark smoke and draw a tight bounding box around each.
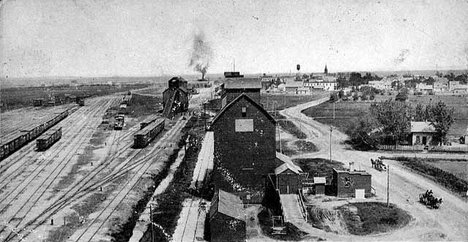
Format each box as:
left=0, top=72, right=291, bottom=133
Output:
left=189, top=31, right=213, bottom=80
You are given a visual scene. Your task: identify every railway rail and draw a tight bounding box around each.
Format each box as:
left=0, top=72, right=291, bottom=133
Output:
left=9, top=117, right=187, bottom=241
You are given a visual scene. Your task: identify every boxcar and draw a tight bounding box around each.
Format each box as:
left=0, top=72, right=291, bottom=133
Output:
left=36, top=127, right=62, bottom=151
left=133, top=119, right=165, bottom=148
left=139, top=114, right=160, bottom=130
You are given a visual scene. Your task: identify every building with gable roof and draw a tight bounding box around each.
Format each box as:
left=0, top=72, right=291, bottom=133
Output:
left=209, top=189, right=246, bottom=242
left=410, top=121, right=436, bottom=145
left=221, top=77, right=262, bottom=107
left=210, top=93, right=277, bottom=203
left=274, top=152, right=305, bottom=194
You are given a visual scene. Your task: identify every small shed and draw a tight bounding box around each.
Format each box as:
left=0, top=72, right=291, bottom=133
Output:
left=275, top=152, right=304, bottom=194
left=332, top=169, right=372, bottom=198
left=313, top=177, right=326, bottom=195
left=410, top=122, right=436, bottom=145
left=209, top=189, right=246, bottom=242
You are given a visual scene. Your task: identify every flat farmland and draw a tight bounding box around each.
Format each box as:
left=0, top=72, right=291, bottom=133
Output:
left=261, top=91, right=329, bottom=111
left=303, top=94, right=468, bottom=138
left=0, top=84, right=150, bottom=112
left=429, top=160, right=468, bottom=181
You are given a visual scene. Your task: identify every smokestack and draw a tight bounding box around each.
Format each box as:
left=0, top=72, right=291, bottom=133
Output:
left=189, top=30, right=213, bottom=80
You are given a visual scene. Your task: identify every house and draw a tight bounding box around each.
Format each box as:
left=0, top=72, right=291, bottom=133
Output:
left=410, top=121, right=436, bottom=145
left=210, top=93, right=277, bottom=203
left=284, top=80, right=304, bottom=93
left=332, top=168, right=371, bottom=198
left=433, top=77, right=449, bottom=93
left=221, top=78, right=261, bottom=108
left=274, top=152, right=305, bottom=194
left=162, top=77, right=189, bottom=118
left=416, top=83, right=433, bottom=94
left=209, top=189, right=246, bottom=242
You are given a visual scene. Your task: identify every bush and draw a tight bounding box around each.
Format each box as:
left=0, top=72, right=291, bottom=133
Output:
left=340, top=202, right=411, bottom=235
left=393, top=157, right=468, bottom=195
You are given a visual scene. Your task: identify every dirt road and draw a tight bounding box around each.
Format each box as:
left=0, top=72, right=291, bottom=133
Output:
left=280, top=98, right=468, bottom=241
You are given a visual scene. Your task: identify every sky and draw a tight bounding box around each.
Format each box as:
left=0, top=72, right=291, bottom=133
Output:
left=1, top=0, right=468, bottom=78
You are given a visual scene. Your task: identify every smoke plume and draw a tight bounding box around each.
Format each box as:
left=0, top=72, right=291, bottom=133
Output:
left=189, top=31, right=213, bottom=80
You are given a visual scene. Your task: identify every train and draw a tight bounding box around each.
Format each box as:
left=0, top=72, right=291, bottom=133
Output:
left=133, top=119, right=165, bottom=148
left=76, top=97, right=85, bottom=106
left=114, top=114, right=125, bottom=130
left=139, top=114, right=160, bottom=130
left=36, top=127, right=62, bottom=151
left=0, top=109, right=69, bottom=161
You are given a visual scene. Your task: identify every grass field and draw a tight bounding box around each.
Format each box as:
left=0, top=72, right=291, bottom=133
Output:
left=0, top=84, right=150, bottom=112
left=302, top=94, right=468, bottom=138
left=261, top=92, right=329, bottom=111
left=390, top=157, right=468, bottom=196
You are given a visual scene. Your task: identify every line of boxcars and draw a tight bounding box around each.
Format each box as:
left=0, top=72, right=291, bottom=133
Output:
left=134, top=119, right=165, bottom=148
left=0, top=109, right=69, bottom=160
left=139, top=114, right=160, bottom=130
left=36, top=127, right=62, bottom=151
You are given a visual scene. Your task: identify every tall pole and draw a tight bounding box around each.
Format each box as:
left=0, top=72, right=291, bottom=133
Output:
left=333, top=102, right=335, bottom=119
left=150, top=204, right=153, bottom=242
left=387, top=165, right=390, bottom=207
left=329, top=126, right=333, bottom=162
left=278, top=124, right=282, bottom=154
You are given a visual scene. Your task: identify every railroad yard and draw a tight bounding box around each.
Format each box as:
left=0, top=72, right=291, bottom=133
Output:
left=0, top=86, right=205, bottom=241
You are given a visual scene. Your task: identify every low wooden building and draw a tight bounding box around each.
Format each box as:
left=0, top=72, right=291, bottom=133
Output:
left=275, top=152, right=304, bottom=194
left=410, top=121, right=436, bottom=145
left=332, top=168, right=371, bottom=198
left=209, top=189, right=246, bottom=242
left=313, top=177, right=326, bottom=195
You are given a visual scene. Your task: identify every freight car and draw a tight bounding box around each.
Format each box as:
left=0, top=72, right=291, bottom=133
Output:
left=0, top=109, right=69, bottom=160
left=36, top=127, right=62, bottom=151
left=76, top=97, right=85, bottom=106
left=133, top=119, right=165, bottom=148
left=139, top=114, right=160, bottom=130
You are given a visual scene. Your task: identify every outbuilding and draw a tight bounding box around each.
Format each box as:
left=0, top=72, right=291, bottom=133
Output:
left=275, top=152, right=304, bottom=194
left=209, top=189, right=246, bottom=242
left=332, top=168, right=371, bottom=198
left=313, top=177, right=326, bottom=195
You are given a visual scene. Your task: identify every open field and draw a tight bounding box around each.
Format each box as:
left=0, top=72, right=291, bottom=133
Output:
left=429, top=161, right=468, bottom=181
left=0, top=84, right=150, bottom=112
left=302, top=94, right=468, bottom=138
left=261, top=92, right=329, bottom=111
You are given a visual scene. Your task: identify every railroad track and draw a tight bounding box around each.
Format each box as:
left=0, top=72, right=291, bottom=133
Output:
left=0, top=96, right=122, bottom=240
left=0, top=97, right=117, bottom=197
left=11, top=117, right=188, bottom=242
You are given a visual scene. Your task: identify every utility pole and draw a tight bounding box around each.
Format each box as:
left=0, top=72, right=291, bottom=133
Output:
left=278, top=124, right=282, bottom=154
left=333, top=102, right=335, bottom=119
left=329, top=126, right=333, bottom=163
left=150, top=204, right=154, bottom=242
left=387, top=165, right=390, bottom=207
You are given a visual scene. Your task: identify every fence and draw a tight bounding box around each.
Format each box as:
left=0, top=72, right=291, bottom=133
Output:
left=378, top=144, right=468, bottom=153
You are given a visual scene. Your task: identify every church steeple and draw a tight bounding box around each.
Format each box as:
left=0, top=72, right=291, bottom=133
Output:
left=324, top=64, right=328, bottom=75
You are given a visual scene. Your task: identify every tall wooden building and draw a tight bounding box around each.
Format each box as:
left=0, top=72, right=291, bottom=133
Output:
left=162, top=77, right=189, bottom=118
left=210, top=93, right=277, bottom=203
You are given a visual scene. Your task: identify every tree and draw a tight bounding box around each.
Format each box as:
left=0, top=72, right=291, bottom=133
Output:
left=413, top=103, right=426, bottom=121
left=370, top=100, right=412, bottom=145
left=426, top=101, right=454, bottom=145
left=345, top=116, right=378, bottom=150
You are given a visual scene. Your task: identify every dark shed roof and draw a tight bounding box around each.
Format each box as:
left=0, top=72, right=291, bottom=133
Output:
left=209, top=189, right=245, bottom=221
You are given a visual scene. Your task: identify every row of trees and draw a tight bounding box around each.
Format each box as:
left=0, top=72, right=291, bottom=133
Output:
left=346, top=100, right=454, bottom=149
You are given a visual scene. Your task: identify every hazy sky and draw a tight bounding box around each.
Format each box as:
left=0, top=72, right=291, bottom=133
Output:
left=1, top=0, right=468, bottom=78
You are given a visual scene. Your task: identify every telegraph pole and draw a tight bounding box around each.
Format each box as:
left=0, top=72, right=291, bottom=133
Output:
left=387, top=165, right=390, bottom=207
left=330, top=126, right=333, bottom=163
